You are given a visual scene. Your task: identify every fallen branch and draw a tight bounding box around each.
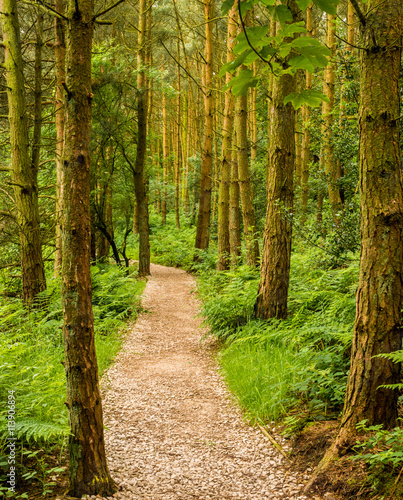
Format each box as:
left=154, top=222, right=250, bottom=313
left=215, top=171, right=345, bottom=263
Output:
left=257, top=424, right=290, bottom=461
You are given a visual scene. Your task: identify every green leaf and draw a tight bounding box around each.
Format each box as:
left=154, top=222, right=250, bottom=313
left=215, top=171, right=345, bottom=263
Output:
left=312, top=0, right=339, bottom=15
left=221, top=0, right=235, bottom=15
left=219, top=50, right=250, bottom=77
left=225, top=69, right=258, bottom=96
left=288, top=55, right=315, bottom=73
left=240, top=0, right=254, bottom=16
left=273, top=4, right=293, bottom=25
left=296, top=0, right=311, bottom=9
left=291, top=36, right=322, bottom=48
left=284, top=90, right=330, bottom=109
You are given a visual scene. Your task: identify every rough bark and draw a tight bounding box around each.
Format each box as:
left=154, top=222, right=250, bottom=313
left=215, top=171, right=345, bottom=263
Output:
left=229, top=130, right=241, bottom=267
left=62, top=0, right=116, bottom=496
left=322, top=14, right=342, bottom=222
left=305, top=0, right=403, bottom=489
left=0, top=0, right=46, bottom=306
left=194, top=0, right=214, bottom=253
left=300, top=4, right=312, bottom=225
left=162, top=91, right=168, bottom=225
left=134, top=0, right=151, bottom=276
left=54, top=0, right=65, bottom=276
left=235, top=90, right=259, bottom=267
left=255, top=2, right=301, bottom=319
left=175, top=41, right=181, bottom=230
left=217, top=4, right=237, bottom=271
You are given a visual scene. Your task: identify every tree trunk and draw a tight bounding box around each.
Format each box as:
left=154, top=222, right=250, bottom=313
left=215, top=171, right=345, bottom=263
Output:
left=300, top=4, right=312, bottom=226
left=322, top=14, right=341, bottom=222
left=229, top=130, right=241, bottom=267
left=250, top=62, right=258, bottom=162
left=0, top=0, right=46, bottom=306
left=235, top=90, right=259, bottom=267
left=217, top=4, right=237, bottom=271
left=162, top=91, right=168, bottom=225
left=134, top=0, right=151, bottom=276
left=175, top=40, right=181, bottom=229
left=305, top=0, right=403, bottom=489
left=194, top=0, right=214, bottom=253
left=54, top=0, right=65, bottom=276
left=62, top=0, right=116, bottom=496
left=255, top=3, right=301, bottom=319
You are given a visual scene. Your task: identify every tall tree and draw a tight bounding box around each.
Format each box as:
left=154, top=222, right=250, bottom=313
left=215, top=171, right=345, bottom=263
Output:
left=133, top=0, right=151, bottom=276
left=194, top=0, right=214, bottom=253
left=53, top=0, right=66, bottom=276
left=321, top=13, right=341, bottom=223
left=217, top=4, right=237, bottom=271
left=235, top=8, right=259, bottom=268
left=0, top=0, right=47, bottom=306
left=300, top=5, right=312, bottom=225
left=306, top=0, right=403, bottom=487
left=254, top=1, right=301, bottom=319
left=61, top=0, right=116, bottom=495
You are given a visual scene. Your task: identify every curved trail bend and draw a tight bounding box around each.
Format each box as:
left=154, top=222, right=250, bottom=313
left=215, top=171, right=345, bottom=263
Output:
left=96, top=263, right=309, bottom=500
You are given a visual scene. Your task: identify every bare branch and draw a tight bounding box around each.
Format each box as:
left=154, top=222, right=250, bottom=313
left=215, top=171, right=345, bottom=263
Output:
left=94, top=0, right=125, bottom=19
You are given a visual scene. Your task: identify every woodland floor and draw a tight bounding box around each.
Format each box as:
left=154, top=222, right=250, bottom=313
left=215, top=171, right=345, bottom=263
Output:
left=86, top=263, right=317, bottom=500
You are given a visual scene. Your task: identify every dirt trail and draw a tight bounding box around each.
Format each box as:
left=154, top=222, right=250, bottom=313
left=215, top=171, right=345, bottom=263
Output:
left=95, top=263, right=309, bottom=500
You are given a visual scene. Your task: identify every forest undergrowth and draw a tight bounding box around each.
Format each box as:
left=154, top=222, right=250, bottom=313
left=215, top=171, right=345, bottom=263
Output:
left=0, top=264, right=145, bottom=498
left=149, top=212, right=403, bottom=500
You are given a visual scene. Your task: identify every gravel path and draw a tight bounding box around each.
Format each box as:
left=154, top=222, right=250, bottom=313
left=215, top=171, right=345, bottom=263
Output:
left=95, top=263, right=310, bottom=500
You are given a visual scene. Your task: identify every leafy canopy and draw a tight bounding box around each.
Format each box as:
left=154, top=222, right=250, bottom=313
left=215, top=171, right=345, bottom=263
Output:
left=220, top=0, right=340, bottom=108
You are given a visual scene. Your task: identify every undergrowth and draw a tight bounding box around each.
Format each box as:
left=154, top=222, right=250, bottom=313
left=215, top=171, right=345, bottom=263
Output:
left=198, top=250, right=358, bottom=424
left=0, top=263, right=145, bottom=497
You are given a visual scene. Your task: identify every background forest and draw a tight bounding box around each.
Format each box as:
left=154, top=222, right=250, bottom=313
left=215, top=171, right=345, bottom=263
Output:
left=0, top=0, right=402, bottom=498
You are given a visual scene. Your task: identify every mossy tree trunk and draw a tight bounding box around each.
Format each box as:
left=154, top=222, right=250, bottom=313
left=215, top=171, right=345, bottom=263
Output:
left=62, top=0, right=116, bottom=495
left=306, top=0, right=403, bottom=489
left=0, top=0, right=47, bottom=306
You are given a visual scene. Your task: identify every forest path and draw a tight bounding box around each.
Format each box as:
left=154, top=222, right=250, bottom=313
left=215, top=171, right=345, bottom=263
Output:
left=96, top=263, right=309, bottom=500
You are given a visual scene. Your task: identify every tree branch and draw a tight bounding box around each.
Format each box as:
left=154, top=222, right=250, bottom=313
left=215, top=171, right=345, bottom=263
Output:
left=32, top=0, right=68, bottom=21
left=349, top=0, right=366, bottom=27
left=94, top=0, right=125, bottom=19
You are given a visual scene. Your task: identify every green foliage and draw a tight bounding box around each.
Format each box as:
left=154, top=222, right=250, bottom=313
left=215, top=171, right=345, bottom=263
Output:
left=352, top=421, right=403, bottom=497
left=220, top=0, right=338, bottom=102
left=0, top=265, right=145, bottom=445
left=149, top=211, right=217, bottom=271
left=199, top=250, right=358, bottom=422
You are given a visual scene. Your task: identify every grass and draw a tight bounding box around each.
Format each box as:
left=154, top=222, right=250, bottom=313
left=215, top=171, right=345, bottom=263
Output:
left=198, top=248, right=359, bottom=425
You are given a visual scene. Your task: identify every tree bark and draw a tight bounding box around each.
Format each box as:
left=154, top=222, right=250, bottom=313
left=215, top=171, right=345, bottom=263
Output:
left=322, top=14, right=342, bottom=223
left=54, top=0, right=65, bottom=276
left=229, top=130, right=241, bottom=267
left=134, top=0, right=151, bottom=276
left=235, top=90, right=259, bottom=267
left=162, top=91, right=168, bottom=225
left=255, top=2, right=301, bottom=319
left=306, top=0, right=403, bottom=488
left=217, top=4, right=237, bottom=271
left=194, top=0, right=214, bottom=254
left=0, top=0, right=46, bottom=306
left=300, top=3, right=312, bottom=226
left=62, top=0, right=116, bottom=496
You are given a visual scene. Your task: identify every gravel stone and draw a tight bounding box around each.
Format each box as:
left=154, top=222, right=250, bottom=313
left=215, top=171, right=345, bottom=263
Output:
left=100, top=264, right=310, bottom=499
